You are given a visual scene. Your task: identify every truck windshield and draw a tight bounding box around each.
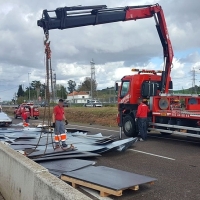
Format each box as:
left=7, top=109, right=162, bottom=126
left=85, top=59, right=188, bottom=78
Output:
left=120, top=81, right=130, bottom=98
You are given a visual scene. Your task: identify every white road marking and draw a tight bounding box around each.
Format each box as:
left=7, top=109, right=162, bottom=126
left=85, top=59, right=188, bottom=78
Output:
left=129, top=149, right=175, bottom=161
left=80, top=186, right=113, bottom=200
left=68, top=124, right=119, bottom=133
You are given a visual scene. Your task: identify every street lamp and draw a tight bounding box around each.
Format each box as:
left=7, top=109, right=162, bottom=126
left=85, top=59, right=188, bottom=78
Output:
left=28, top=73, right=31, bottom=102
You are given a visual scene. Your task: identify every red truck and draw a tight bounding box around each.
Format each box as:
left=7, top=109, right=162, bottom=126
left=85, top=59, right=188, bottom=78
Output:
left=38, top=4, right=200, bottom=139
left=14, top=103, right=39, bottom=119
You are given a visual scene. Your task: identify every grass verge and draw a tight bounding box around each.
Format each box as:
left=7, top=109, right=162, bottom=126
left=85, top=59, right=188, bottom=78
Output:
left=4, top=107, right=118, bottom=127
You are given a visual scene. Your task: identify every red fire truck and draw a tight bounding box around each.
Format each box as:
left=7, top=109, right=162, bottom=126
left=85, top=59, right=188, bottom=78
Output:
left=14, top=103, right=39, bottom=119
left=37, top=4, right=200, bottom=139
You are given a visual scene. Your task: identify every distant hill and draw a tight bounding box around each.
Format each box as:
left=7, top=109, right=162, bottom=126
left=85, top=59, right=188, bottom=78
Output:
left=95, top=86, right=200, bottom=102
left=173, top=86, right=200, bottom=94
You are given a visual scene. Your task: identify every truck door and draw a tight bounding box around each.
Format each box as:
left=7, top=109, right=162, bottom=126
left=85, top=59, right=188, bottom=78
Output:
left=119, top=81, right=130, bottom=103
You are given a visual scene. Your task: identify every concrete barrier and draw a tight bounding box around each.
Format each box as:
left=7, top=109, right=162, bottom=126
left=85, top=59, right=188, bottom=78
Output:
left=0, top=143, right=92, bottom=200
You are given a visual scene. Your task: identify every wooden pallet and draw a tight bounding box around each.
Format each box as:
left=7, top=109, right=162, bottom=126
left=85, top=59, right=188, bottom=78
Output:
left=61, top=175, right=154, bottom=197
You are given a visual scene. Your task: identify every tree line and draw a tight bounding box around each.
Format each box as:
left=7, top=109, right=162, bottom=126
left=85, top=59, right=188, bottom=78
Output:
left=15, top=77, right=97, bottom=104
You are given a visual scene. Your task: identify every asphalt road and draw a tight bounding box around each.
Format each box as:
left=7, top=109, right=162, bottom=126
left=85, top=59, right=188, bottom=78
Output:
left=11, top=118, right=200, bottom=200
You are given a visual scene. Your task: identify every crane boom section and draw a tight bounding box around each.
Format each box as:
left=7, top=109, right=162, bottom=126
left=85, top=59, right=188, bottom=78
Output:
left=37, top=4, right=173, bottom=93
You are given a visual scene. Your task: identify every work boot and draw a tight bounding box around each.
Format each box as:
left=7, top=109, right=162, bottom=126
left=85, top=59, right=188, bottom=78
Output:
left=62, top=143, right=68, bottom=148
left=55, top=143, right=60, bottom=149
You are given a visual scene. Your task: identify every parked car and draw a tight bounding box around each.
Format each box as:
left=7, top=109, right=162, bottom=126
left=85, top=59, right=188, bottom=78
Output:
left=85, top=100, right=102, bottom=107
left=14, top=103, right=39, bottom=119
left=40, top=102, right=49, bottom=107
left=63, top=101, right=69, bottom=107
left=14, top=104, right=30, bottom=119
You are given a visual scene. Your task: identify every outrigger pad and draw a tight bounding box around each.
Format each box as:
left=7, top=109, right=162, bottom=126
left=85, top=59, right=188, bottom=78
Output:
left=62, top=166, right=157, bottom=190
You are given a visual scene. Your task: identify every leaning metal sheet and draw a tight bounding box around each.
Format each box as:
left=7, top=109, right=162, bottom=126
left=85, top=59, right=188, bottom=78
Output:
left=38, top=159, right=95, bottom=172
left=104, top=138, right=137, bottom=152
left=35, top=143, right=108, bottom=153
left=62, top=166, right=156, bottom=190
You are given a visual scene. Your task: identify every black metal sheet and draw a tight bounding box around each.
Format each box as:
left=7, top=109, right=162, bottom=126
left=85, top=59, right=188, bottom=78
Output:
left=38, top=159, right=95, bottom=172
left=28, top=148, right=78, bottom=158
left=28, top=151, right=81, bottom=159
left=5, top=134, right=37, bottom=139
left=49, top=170, right=61, bottom=177
left=11, top=138, right=52, bottom=146
left=10, top=145, right=35, bottom=150
left=62, top=166, right=156, bottom=190
left=33, top=152, right=101, bottom=162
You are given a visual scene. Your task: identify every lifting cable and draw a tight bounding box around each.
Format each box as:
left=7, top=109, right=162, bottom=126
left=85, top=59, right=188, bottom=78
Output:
left=27, top=32, right=55, bottom=156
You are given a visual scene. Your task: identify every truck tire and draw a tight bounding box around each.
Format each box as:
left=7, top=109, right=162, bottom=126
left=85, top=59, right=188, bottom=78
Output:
left=123, top=115, right=138, bottom=137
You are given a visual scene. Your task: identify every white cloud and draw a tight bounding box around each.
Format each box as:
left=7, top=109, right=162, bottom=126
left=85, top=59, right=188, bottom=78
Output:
left=0, top=0, right=200, bottom=100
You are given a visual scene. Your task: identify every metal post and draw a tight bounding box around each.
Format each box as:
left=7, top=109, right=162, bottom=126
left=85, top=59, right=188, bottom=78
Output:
left=53, top=72, right=56, bottom=102
left=119, top=104, right=123, bottom=139
left=28, top=73, right=31, bottom=102
left=44, top=83, right=46, bottom=100
left=90, top=59, right=95, bottom=99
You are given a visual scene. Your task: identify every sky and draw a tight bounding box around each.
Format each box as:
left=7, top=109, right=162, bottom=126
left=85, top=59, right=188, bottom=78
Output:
left=0, top=0, right=200, bottom=100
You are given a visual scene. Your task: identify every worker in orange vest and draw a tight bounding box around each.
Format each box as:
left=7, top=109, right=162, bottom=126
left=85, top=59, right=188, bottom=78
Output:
left=136, top=98, right=150, bottom=141
left=52, top=99, right=68, bottom=148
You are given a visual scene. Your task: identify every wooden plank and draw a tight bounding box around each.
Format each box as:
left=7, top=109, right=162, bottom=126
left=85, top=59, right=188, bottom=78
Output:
left=61, top=175, right=123, bottom=197
left=130, top=185, right=139, bottom=191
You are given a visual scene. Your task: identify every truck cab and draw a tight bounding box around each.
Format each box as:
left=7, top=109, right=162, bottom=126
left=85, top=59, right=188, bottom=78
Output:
left=117, top=69, right=172, bottom=137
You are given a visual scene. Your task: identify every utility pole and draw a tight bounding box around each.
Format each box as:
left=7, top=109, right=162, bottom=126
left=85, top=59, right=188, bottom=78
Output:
left=53, top=72, right=56, bottom=102
left=90, top=59, right=95, bottom=99
left=28, top=73, right=31, bottom=102
left=44, top=83, right=46, bottom=100
left=191, top=68, right=197, bottom=94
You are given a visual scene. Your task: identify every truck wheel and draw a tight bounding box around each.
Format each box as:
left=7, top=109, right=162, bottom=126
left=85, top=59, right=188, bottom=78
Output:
left=123, top=115, right=138, bottom=137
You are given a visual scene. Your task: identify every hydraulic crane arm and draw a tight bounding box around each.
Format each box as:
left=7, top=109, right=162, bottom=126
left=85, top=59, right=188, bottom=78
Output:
left=37, top=4, right=173, bottom=93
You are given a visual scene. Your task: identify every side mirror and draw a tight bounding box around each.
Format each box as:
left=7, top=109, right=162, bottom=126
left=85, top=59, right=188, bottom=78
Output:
left=115, top=82, right=119, bottom=91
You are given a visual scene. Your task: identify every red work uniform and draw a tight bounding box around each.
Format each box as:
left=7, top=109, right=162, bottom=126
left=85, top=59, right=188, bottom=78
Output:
left=136, top=103, right=150, bottom=118
left=53, top=105, right=67, bottom=144
left=21, top=112, right=27, bottom=121
left=21, top=112, right=29, bottom=127
left=136, top=103, right=150, bottom=140
left=54, top=105, right=64, bottom=120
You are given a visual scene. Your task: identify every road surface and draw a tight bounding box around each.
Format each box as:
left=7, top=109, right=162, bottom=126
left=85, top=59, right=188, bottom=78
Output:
left=9, top=119, right=200, bottom=200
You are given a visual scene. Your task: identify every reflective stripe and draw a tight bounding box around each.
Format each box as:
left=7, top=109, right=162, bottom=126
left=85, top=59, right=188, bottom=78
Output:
left=61, top=133, right=66, bottom=141
left=54, top=135, right=59, bottom=142
left=58, top=135, right=61, bottom=141
left=23, top=122, right=29, bottom=127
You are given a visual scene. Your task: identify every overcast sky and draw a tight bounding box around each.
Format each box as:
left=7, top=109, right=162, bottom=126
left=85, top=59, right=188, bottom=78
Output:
left=0, top=0, right=200, bottom=100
